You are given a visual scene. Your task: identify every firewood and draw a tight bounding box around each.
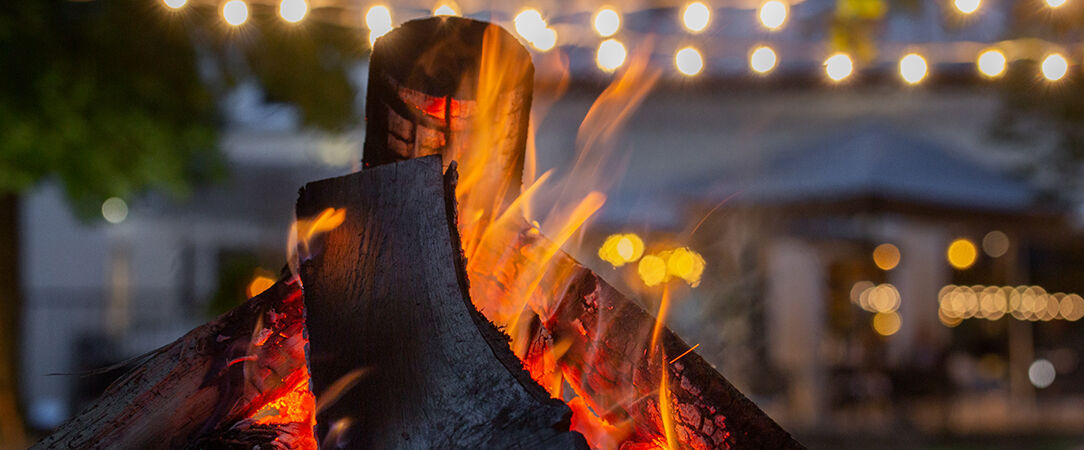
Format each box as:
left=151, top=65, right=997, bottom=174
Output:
left=295, top=155, right=585, bottom=449
left=468, top=217, right=802, bottom=449
left=34, top=276, right=315, bottom=449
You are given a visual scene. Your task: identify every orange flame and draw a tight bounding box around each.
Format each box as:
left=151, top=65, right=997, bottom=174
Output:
left=287, top=207, right=346, bottom=279
left=658, top=365, right=677, bottom=450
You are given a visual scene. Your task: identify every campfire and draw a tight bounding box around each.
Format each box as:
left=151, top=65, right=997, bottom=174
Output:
left=36, top=17, right=799, bottom=450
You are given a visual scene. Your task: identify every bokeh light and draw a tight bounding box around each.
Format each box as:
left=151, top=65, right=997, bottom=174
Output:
left=598, top=233, right=644, bottom=267
left=1041, top=53, right=1068, bottom=81
left=247, top=274, right=276, bottom=298
left=758, top=1, right=788, bottom=30
left=514, top=9, right=556, bottom=51
left=1028, top=359, right=1056, bottom=388
left=639, top=255, right=668, bottom=287
left=222, top=0, right=249, bottom=26
left=873, top=243, right=901, bottom=271
left=947, top=238, right=977, bottom=269
left=433, top=3, right=458, bottom=16
left=1046, top=0, right=1067, bottom=7
left=750, top=46, right=777, bottom=74
left=682, top=2, right=711, bottom=33
left=899, top=53, right=928, bottom=84
left=102, top=197, right=129, bottom=224
left=953, top=0, right=981, bottom=14
left=163, top=0, right=187, bottom=9
left=872, top=311, right=901, bottom=336
left=977, top=49, right=1007, bottom=78
left=675, top=47, right=704, bottom=76
left=825, top=53, right=853, bottom=82
left=666, top=247, right=706, bottom=287
left=366, top=5, right=393, bottom=47
left=982, top=230, right=1009, bottom=257
left=593, top=7, right=621, bottom=37
left=279, top=0, right=307, bottom=23
left=596, top=39, right=627, bottom=72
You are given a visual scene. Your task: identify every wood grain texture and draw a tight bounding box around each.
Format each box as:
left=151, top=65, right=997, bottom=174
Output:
left=35, top=277, right=313, bottom=450
left=296, top=155, right=585, bottom=449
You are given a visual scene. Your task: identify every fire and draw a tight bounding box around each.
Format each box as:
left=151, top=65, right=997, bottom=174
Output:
left=658, top=366, right=677, bottom=450
left=252, top=378, right=315, bottom=426
left=287, top=207, right=346, bottom=279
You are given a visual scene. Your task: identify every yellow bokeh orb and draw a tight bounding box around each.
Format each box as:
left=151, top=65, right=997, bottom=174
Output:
left=639, top=255, right=668, bottom=287
left=947, top=238, right=978, bottom=270
left=872, top=311, right=901, bottom=336
left=872, top=243, right=900, bottom=271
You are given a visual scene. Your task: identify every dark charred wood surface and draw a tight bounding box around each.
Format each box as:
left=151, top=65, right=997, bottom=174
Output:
left=35, top=277, right=313, bottom=449
left=296, top=156, right=585, bottom=449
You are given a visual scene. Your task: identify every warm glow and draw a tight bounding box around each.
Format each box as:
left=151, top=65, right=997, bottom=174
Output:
left=659, top=368, right=677, bottom=450
left=433, top=3, right=458, bottom=16
left=593, top=7, right=621, bottom=37
left=366, top=6, right=393, bottom=46
left=279, top=0, right=307, bottom=23
left=825, top=53, right=853, bottom=82
left=247, top=275, right=276, bottom=298
left=666, top=247, right=705, bottom=287
left=953, top=0, right=981, bottom=14
left=102, top=197, right=128, bottom=224
left=1041, top=53, right=1069, bottom=81
left=534, top=27, right=557, bottom=51
left=598, top=233, right=643, bottom=266
left=222, top=0, right=249, bottom=26
left=758, top=0, right=788, bottom=30
left=977, top=49, right=1007, bottom=78
left=750, top=46, right=777, bottom=74
left=867, top=284, right=900, bottom=313
left=872, top=243, right=900, bottom=270
left=596, top=39, right=627, bottom=72
left=982, top=230, right=1009, bottom=257
left=638, top=255, right=668, bottom=287
left=163, top=0, right=186, bottom=9
left=675, top=47, right=704, bottom=76
left=947, top=238, right=977, bottom=269
left=1046, top=0, right=1067, bottom=7
left=899, top=53, right=928, bottom=84
left=682, top=2, right=711, bottom=33
left=872, top=311, right=901, bottom=336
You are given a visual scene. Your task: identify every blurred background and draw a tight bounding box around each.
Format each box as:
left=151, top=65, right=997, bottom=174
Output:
left=2, top=0, right=1084, bottom=448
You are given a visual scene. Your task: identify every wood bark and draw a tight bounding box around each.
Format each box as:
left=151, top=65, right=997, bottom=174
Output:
left=296, top=155, right=585, bottom=449
left=34, top=276, right=314, bottom=449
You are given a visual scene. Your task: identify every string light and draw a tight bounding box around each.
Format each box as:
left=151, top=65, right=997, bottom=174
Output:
left=279, top=0, right=307, bottom=23
left=433, top=3, right=458, bottom=16
left=977, top=49, right=1007, bottom=78
left=163, top=0, right=186, bottom=9
left=593, top=7, right=621, bottom=37
left=954, top=0, right=981, bottom=14
left=676, top=47, right=704, bottom=76
left=514, top=9, right=557, bottom=51
left=899, top=53, right=928, bottom=84
left=1042, top=53, right=1068, bottom=81
left=222, top=0, right=248, bottom=26
left=824, top=53, right=853, bottom=82
left=758, top=1, right=787, bottom=30
left=366, top=5, right=393, bottom=47
left=596, top=39, right=627, bottom=72
left=749, top=46, right=777, bottom=74
left=682, top=2, right=711, bottom=33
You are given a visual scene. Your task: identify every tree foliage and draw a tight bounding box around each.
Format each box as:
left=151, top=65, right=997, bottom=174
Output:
left=0, top=0, right=364, bottom=215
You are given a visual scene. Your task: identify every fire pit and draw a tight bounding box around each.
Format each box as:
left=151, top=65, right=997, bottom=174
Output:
left=36, top=17, right=800, bottom=450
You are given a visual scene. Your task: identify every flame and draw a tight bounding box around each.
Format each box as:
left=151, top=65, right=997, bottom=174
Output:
left=658, top=365, right=677, bottom=450
left=252, top=378, right=316, bottom=426
left=650, top=284, right=672, bottom=356
left=287, top=207, right=346, bottom=279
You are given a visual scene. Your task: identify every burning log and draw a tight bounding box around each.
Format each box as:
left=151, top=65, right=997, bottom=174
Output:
left=34, top=276, right=315, bottom=449
left=296, top=155, right=585, bottom=448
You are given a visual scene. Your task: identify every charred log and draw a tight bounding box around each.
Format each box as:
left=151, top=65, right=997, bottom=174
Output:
left=296, top=155, right=585, bottom=449
left=35, top=276, right=315, bottom=449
